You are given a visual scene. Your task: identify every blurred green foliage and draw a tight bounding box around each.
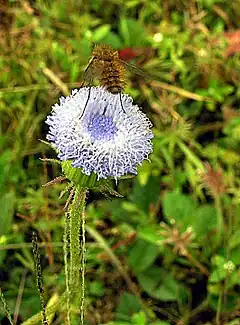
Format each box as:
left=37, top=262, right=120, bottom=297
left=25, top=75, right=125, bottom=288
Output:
left=0, top=0, right=240, bottom=324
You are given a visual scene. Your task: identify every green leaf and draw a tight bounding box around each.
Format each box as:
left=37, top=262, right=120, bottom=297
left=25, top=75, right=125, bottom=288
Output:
left=230, top=248, right=240, bottom=265
left=130, top=176, right=160, bottom=213
left=137, top=267, right=180, bottom=301
left=89, top=280, right=105, bottom=297
left=193, top=205, right=217, bottom=238
left=116, top=293, right=141, bottom=321
left=137, top=225, right=163, bottom=245
left=0, top=151, right=11, bottom=189
left=128, top=239, right=159, bottom=273
left=131, top=311, right=146, bottom=325
left=163, top=191, right=197, bottom=229
left=209, top=269, right=227, bottom=283
left=208, top=255, right=231, bottom=283
left=99, top=32, right=123, bottom=49
left=70, top=38, right=92, bottom=57
left=92, top=25, right=111, bottom=42
left=0, top=191, right=15, bottom=236
left=228, top=270, right=240, bottom=287
left=229, top=229, right=240, bottom=250
left=119, top=18, right=147, bottom=47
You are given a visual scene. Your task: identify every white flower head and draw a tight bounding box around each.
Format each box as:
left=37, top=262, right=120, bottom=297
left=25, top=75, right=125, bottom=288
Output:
left=46, top=87, right=153, bottom=180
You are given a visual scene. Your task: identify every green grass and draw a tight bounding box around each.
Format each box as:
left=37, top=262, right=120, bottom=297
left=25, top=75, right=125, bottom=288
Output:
left=1, top=0, right=240, bottom=324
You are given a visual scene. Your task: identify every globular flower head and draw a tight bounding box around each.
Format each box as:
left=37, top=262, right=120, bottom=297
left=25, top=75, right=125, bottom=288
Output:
left=46, top=87, right=153, bottom=180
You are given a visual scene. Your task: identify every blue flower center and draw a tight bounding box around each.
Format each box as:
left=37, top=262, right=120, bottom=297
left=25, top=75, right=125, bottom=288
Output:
left=87, top=114, right=117, bottom=141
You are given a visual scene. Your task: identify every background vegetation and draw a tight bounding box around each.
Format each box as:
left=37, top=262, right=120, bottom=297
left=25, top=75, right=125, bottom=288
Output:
left=0, top=0, right=240, bottom=324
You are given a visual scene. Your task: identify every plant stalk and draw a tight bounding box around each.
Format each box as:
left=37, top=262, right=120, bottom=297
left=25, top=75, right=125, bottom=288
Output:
left=69, top=186, right=87, bottom=287
left=69, top=186, right=87, bottom=325
left=215, top=194, right=224, bottom=247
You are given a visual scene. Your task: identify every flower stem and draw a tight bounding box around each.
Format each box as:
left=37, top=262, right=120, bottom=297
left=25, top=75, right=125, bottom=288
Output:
left=69, top=186, right=87, bottom=286
left=63, top=211, right=71, bottom=324
left=69, top=186, right=87, bottom=324
left=177, top=140, right=204, bottom=171
left=215, top=194, right=224, bottom=247
left=80, top=197, right=86, bottom=325
left=184, top=250, right=209, bottom=276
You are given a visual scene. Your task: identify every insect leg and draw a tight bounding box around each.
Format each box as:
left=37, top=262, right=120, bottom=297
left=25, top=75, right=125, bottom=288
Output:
left=102, top=105, right=108, bottom=115
left=119, top=92, right=126, bottom=114
left=78, top=86, right=91, bottom=120
left=80, top=57, right=95, bottom=88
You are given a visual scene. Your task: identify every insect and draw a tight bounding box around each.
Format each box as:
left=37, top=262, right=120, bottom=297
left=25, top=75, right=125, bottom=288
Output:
left=79, top=43, right=148, bottom=119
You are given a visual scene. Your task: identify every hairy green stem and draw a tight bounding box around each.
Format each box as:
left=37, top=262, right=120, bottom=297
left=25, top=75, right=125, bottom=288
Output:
left=69, top=186, right=87, bottom=324
left=80, top=199, right=86, bottom=325
left=64, top=211, right=71, bottom=325
left=22, top=186, right=88, bottom=325
left=215, top=195, right=224, bottom=247
left=177, top=140, right=204, bottom=171
left=69, top=186, right=87, bottom=286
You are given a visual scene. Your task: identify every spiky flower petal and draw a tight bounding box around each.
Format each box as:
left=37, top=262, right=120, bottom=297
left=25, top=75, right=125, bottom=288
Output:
left=46, top=87, right=153, bottom=180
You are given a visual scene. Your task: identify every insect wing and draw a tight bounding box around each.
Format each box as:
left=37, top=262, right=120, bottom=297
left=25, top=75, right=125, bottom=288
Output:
left=80, top=58, right=96, bottom=87
left=119, top=59, right=151, bottom=80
